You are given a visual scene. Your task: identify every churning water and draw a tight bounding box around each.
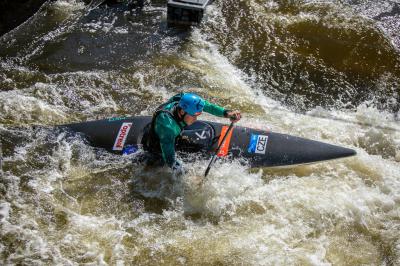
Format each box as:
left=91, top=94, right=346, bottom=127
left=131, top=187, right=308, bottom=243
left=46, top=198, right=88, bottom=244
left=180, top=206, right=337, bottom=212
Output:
left=0, top=0, right=399, bottom=264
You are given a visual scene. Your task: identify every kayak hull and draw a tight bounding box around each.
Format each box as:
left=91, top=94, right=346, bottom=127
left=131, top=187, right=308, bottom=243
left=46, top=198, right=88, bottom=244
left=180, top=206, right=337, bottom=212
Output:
left=60, top=116, right=356, bottom=168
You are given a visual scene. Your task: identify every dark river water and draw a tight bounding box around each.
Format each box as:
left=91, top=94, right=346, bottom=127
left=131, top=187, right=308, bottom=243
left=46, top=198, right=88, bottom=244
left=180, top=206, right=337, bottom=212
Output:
left=1, top=0, right=399, bottom=264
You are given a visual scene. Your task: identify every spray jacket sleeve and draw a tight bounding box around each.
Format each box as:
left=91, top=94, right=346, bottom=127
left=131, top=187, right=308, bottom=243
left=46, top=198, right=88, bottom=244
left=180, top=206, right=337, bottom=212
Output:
left=154, top=112, right=181, bottom=167
left=203, top=100, right=226, bottom=117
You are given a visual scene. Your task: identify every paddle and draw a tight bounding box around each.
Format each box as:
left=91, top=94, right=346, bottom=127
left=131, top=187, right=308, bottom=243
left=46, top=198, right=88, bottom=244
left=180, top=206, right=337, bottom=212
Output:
left=204, top=121, right=235, bottom=177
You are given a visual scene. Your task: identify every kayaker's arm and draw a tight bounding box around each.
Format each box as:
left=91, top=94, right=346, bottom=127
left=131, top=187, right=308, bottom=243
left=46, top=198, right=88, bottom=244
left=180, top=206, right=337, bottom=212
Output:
left=203, top=100, right=225, bottom=117
left=203, top=100, right=242, bottom=122
left=154, top=113, right=181, bottom=168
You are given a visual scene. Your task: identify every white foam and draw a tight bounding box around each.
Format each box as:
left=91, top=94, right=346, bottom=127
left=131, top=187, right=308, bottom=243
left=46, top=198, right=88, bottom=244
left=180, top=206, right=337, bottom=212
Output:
left=53, top=0, right=85, bottom=12
left=183, top=160, right=264, bottom=216
left=0, top=91, right=67, bottom=124
left=0, top=202, right=11, bottom=222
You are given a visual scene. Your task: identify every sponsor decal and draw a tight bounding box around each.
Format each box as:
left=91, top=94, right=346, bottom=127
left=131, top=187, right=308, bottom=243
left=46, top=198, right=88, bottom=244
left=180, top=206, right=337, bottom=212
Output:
left=113, top=122, right=133, bottom=151
left=217, top=126, right=234, bottom=157
left=108, top=117, right=128, bottom=122
left=248, top=134, right=268, bottom=154
left=195, top=130, right=208, bottom=140
left=123, top=144, right=139, bottom=155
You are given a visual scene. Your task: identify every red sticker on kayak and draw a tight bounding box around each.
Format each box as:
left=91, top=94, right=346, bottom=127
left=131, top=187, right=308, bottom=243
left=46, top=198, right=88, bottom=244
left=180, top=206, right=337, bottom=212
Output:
left=217, top=126, right=234, bottom=157
left=113, top=122, right=133, bottom=151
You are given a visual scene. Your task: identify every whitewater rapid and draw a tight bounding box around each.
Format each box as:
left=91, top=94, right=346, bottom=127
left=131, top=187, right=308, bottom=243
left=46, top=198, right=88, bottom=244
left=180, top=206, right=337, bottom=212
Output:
left=0, top=0, right=399, bottom=265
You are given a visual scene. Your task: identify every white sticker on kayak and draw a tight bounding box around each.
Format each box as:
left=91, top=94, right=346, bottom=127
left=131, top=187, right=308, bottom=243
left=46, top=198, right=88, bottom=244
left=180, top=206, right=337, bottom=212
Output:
left=113, top=122, right=133, bottom=151
left=248, top=134, right=268, bottom=154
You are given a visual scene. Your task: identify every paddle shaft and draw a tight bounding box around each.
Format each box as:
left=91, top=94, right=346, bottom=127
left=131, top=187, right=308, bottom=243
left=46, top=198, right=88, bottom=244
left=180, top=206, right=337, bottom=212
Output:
left=204, top=121, right=235, bottom=177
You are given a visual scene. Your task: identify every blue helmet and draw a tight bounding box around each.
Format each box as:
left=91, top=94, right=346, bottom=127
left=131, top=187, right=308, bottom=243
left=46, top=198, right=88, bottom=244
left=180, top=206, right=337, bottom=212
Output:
left=178, top=93, right=205, bottom=116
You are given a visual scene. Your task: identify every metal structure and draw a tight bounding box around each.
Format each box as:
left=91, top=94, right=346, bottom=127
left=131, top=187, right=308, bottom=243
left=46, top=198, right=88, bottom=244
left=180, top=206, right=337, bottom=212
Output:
left=167, top=0, right=212, bottom=26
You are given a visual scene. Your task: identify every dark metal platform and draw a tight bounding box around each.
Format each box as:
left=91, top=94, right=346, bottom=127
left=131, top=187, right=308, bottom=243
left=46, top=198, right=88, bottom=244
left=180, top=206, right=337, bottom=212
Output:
left=167, top=0, right=213, bottom=26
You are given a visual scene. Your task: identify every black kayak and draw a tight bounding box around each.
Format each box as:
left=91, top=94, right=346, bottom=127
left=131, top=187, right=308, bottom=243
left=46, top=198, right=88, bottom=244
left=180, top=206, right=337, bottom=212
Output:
left=60, top=116, right=356, bottom=168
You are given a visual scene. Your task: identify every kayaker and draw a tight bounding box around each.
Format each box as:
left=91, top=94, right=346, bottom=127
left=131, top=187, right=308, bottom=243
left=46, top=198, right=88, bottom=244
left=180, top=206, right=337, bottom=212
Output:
left=143, top=92, right=241, bottom=176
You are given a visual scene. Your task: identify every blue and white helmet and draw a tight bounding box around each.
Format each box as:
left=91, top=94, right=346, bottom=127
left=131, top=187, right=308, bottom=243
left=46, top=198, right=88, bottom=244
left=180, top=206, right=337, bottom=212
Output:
left=178, top=93, right=205, bottom=116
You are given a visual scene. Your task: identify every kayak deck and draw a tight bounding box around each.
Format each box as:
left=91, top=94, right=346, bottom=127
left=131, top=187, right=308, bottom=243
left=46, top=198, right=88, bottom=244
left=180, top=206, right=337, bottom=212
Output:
left=60, top=116, right=356, bottom=168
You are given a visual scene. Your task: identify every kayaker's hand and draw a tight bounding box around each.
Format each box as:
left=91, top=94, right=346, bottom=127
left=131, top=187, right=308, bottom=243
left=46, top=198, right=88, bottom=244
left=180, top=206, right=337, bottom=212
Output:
left=172, top=160, right=185, bottom=179
left=226, top=110, right=241, bottom=122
